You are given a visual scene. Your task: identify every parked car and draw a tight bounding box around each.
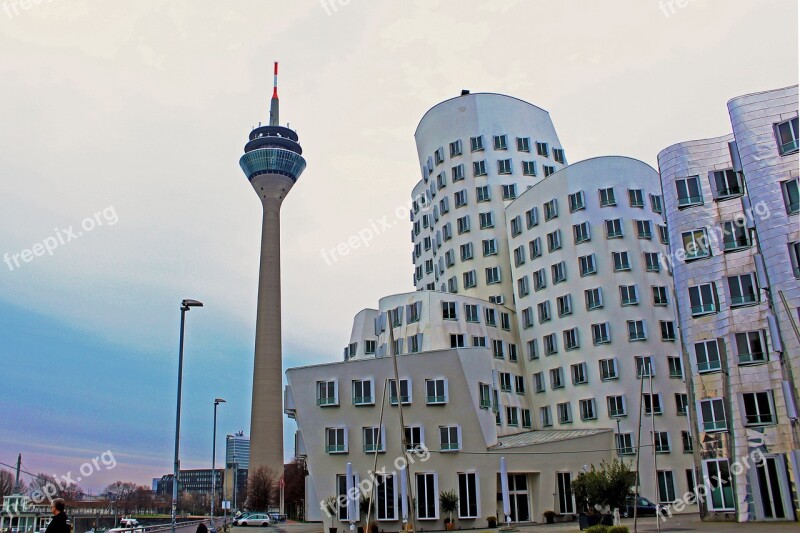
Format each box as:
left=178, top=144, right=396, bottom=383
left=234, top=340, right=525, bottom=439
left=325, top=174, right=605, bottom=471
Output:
left=622, top=496, right=665, bottom=517
left=234, top=514, right=271, bottom=527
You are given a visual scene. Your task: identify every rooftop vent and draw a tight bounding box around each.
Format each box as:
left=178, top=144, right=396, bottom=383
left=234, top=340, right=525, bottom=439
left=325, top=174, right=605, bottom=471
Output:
left=461, top=89, right=470, bottom=96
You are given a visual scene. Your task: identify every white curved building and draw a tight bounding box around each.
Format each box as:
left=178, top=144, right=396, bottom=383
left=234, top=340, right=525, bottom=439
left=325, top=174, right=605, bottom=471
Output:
left=658, top=85, right=799, bottom=522
left=505, top=156, right=694, bottom=506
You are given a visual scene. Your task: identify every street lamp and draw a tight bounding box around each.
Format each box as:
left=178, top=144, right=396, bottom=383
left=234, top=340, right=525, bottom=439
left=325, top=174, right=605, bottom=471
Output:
left=211, top=398, right=226, bottom=524
left=172, top=299, right=203, bottom=533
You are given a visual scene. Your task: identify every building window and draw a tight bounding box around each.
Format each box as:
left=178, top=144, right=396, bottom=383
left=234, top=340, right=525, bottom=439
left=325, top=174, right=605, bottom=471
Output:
left=550, top=367, right=564, bottom=389
left=654, top=432, right=671, bottom=454
left=473, top=160, right=487, bottom=177
left=442, top=301, right=458, bottom=320
left=460, top=242, right=473, bottom=261
left=775, top=116, right=799, bottom=155
left=703, top=460, right=735, bottom=511
left=557, top=402, right=572, bottom=424
left=569, top=191, right=586, bottom=212
left=643, top=393, right=662, bottom=415
left=353, top=379, right=374, bottom=405
left=516, top=137, right=531, bottom=152
left=540, top=406, right=552, bottom=427
left=636, top=220, right=653, bottom=239
left=661, top=321, right=676, bottom=341
left=363, top=426, right=385, bottom=453
left=676, top=394, right=689, bottom=416
left=600, top=358, right=618, bottom=381
left=657, top=471, right=676, bottom=503
left=585, top=288, right=603, bottom=311
left=711, top=169, right=743, bottom=200
left=682, top=229, right=711, bottom=260
left=522, top=160, right=537, bottom=176
left=574, top=222, right=591, bottom=244
left=457, top=472, right=479, bottom=519
left=628, top=188, right=644, bottom=208
left=425, top=378, right=447, bottom=405
left=742, top=391, right=776, bottom=426
left=389, top=379, right=411, bottom=405
left=735, top=330, right=767, bottom=364
left=510, top=216, right=522, bottom=238
left=613, top=251, right=631, bottom=272
left=533, top=268, right=547, bottom=291
left=416, top=473, right=439, bottom=519
left=616, top=433, right=634, bottom=455
left=790, top=242, right=800, bottom=278
left=579, top=398, right=596, bottom=420
left=668, top=357, right=683, bottom=378
left=653, top=286, right=668, bottom=306
left=486, top=266, right=501, bottom=285
left=325, top=427, right=347, bottom=454
left=365, top=340, right=376, bottom=355
left=485, top=308, right=497, bottom=327
left=563, top=328, right=579, bottom=351
left=521, top=409, right=532, bottom=428
left=699, top=398, right=727, bottom=432
left=439, top=425, right=461, bottom=451
left=552, top=261, right=567, bottom=284
left=462, top=270, right=476, bottom=289
left=571, top=362, right=588, bottom=385
left=544, top=333, right=558, bottom=355
left=375, top=473, right=397, bottom=520
left=408, top=334, right=423, bottom=353
left=689, top=282, right=718, bottom=316
left=536, top=141, right=549, bottom=156
left=494, top=135, right=508, bottom=150
left=450, top=334, right=465, bottom=348
left=557, top=294, right=573, bottom=317
left=517, top=275, right=530, bottom=297
left=493, top=339, right=505, bottom=359
left=514, top=375, right=525, bottom=394
left=534, top=371, right=545, bottom=393
left=547, top=230, right=562, bottom=252
left=482, top=238, right=497, bottom=256
left=783, top=178, right=800, bottom=215
left=476, top=185, right=491, bottom=203
left=658, top=224, right=669, bottom=244
left=522, top=308, right=534, bottom=329
left=479, top=383, right=491, bottom=409
left=676, top=176, right=703, bottom=208
left=605, top=219, right=624, bottom=238
left=579, top=254, right=597, bottom=276
left=454, top=190, right=467, bottom=208
left=721, top=220, right=751, bottom=251
left=620, top=284, right=639, bottom=306
left=538, top=301, right=551, bottom=323
left=498, top=159, right=513, bottom=175
left=599, top=187, right=616, bottom=207
left=645, top=252, right=661, bottom=272
left=469, top=135, right=484, bottom=152
left=695, top=340, right=722, bottom=373
left=592, top=322, right=610, bottom=344
left=506, top=406, right=519, bottom=427
left=472, top=335, right=487, bottom=348
left=650, top=194, right=663, bottom=213
left=544, top=198, right=558, bottom=220
left=635, top=356, right=654, bottom=378
left=553, top=148, right=565, bottom=164
left=628, top=320, right=647, bottom=341
left=526, top=206, right=539, bottom=228
left=607, top=395, right=626, bottom=417
left=317, top=380, right=338, bottom=406
left=502, top=183, right=517, bottom=199
left=449, top=139, right=462, bottom=157
left=451, top=163, right=465, bottom=182
left=728, top=273, right=759, bottom=307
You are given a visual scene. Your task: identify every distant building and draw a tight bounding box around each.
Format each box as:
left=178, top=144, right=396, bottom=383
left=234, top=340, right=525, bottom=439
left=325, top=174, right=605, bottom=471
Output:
left=226, top=432, right=250, bottom=470
left=156, top=469, right=223, bottom=499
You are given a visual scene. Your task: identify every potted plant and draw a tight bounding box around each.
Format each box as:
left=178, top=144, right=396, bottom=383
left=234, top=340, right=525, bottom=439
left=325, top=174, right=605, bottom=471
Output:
left=571, top=460, right=633, bottom=531
left=543, top=510, right=556, bottom=524
left=439, top=490, right=458, bottom=530
left=486, top=515, right=497, bottom=528
left=323, top=496, right=338, bottom=533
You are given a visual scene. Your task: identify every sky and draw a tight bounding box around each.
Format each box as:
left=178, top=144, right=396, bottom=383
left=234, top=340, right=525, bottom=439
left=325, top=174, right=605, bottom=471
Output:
left=0, top=0, right=797, bottom=493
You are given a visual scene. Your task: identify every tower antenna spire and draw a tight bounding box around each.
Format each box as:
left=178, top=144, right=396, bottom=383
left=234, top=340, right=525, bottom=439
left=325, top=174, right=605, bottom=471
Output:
left=269, top=61, right=279, bottom=126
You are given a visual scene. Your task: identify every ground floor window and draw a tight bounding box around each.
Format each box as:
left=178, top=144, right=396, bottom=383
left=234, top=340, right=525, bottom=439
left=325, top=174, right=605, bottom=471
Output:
left=556, top=472, right=574, bottom=514
left=376, top=473, right=397, bottom=521
left=702, top=459, right=735, bottom=511
left=458, top=472, right=479, bottom=519
left=336, top=473, right=360, bottom=521
left=416, top=472, right=438, bottom=519
left=657, top=470, right=676, bottom=503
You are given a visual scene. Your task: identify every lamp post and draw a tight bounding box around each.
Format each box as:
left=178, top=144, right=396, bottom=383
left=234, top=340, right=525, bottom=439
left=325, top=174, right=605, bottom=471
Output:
left=172, top=299, right=204, bottom=533
left=211, top=398, right=226, bottom=524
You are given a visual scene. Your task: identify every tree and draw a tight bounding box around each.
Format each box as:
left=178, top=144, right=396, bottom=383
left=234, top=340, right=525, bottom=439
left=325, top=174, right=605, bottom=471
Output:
left=439, top=490, right=458, bottom=524
left=246, top=466, right=278, bottom=512
left=571, top=459, right=635, bottom=515
left=283, top=459, right=308, bottom=520
left=0, top=471, right=17, bottom=497
left=28, top=473, right=83, bottom=503
left=104, top=481, right=138, bottom=515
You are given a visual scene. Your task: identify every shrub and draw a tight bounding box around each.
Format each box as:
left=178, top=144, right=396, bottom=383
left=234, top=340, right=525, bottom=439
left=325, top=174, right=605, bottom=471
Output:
left=608, top=527, right=629, bottom=533
left=571, top=459, right=635, bottom=513
left=585, top=526, right=608, bottom=533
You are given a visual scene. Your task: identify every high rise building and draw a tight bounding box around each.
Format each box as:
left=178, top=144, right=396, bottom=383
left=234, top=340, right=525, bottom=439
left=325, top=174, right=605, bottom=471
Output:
left=226, top=432, right=251, bottom=470
left=286, top=92, right=697, bottom=527
left=240, top=62, right=307, bottom=476
left=657, top=85, right=799, bottom=522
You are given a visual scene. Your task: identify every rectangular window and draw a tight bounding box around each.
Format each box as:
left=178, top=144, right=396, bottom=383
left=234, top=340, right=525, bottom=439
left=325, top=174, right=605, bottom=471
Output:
left=629, top=188, right=644, bottom=207
left=476, top=185, right=491, bottom=203
left=510, top=215, right=522, bottom=237
left=389, top=379, right=411, bottom=405
left=580, top=398, right=596, bottom=420
left=514, top=375, right=525, bottom=394
left=485, top=308, right=497, bottom=327
left=317, top=380, right=338, bottom=406
left=472, top=335, right=487, bottom=348
left=540, top=406, right=552, bottom=427
left=442, top=301, right=458, bottom=320
left=557, top=294, right=573, bottom=317
left=563, top=328, right=579, bottom=351
left=534, top=268, right=547, bottom=291
left=470, top=136, right=484, bottom=152
left=742, top=391, right=775, bottom=425
left=552, top=261, right=567, bottom=284
left=473, top=160, right=487, bottom=177
left=536, top=141, right=549, bottom=156
left=628, top=320, right=647, bottom=341
left=538, top=301, right=551, bottom=323
left=605, top=219, right=623, bottom=238
left=592, top=322, right=610, bottom=344
left=711, top=169, right=743, bottom=199
left=457, top=215, right=470, bottom=234
left=449, top=139, right=462, bottom=157
left=612, top=251, right=631, bottom=271
left=600, top=358, right=618, bottom=381
left=550, top=367, right=564, bottom=389
left=352, top=379, right=374, bottom=405
left=653, top=286, right=668, bottom=306
left=416, top=473, right=438, bottom=519
left=695, top=340, right=722, bottom=373
left=727, top=273, right=758, bottom=307
left=689, top=282, right=718, bottom=316
left=460, top=242, right=473, bottom=261
left=521, top=408, right=532, bottom=428
left=579, top=254, right=597, bottom=276
left=506, top=406, right=519, bottom=426
left=493, top=135, right=508, bottom=150
left=452, top=163, right=465, bottom=182
left=635, top=356, right=654, bottom=378
left=643, top=393, right=662, bottom=415
left=699, top=398, right=727, bottom=431
left=450, top=334, right=465, bottom=348
left=425, top=378, right=447, bottom=404
left=498, top=159, right=512, bottom=175
left=569, top=191, right=586, bottom=212
left=457, top=472, right=479, bottom=519
left=645, top=252, right=661, bottom=272
left=375, top=473, right=397, bottom=520
left=522, top=160, right=537, bottom=176
left=553, top=148, right=565, bottom=164
left=464, top=303, right=480, bottom=323
left=607, top=395, right=626, bottom=417
left=636, top=220, right=652, bottom=239
left=363, top=426, right=385, bottom=453
left=544, top=198, right=558, bottom=221
left=478, top=383, right=491, bottom=409
left=676, top=393, right=689, bottom=416
left=735, top=331, right=767, bottom=364
left=676, top=176, right=703, bottom=207
left=585, top=287, right=603, bottom=310
left=574, top=221, right=591, bottom=243
left=408, top=333, right=423, bottom=353
left=654, top=432, right=671, bottom=454
left=703, top=460, right=735, bottom=511
left=517, top=275, right=530, bottom=297
left=482, top=237, right=497, bottom=255
left=571, top=362, right=588, bottom=385
left=530, top=238, right=542, bottom=259
left=514, top=245, right=526, bottom=267
left=658, top=224, right=669, bottom=244
left=502, top=183, right=517, bottom=199
left=776, top=116, right=799, bottom=155
left=454, top=190, right=467, bottom=208
left=485, top=266, right=501, bottom=284
left=439, top=425, right=461, bottom=451
left=650, top=194, right=663, bottom=213
left=517, top=137, right=531, bottom=152
left=544, top=165, right=556, bottom=177
left=620, top=284, right=639, bottom=306
left=682, top=229, right=711, bottom=260
left=493, top=339, right=505, bottom=359
left=325, top=427, right=347, bottom=454
left=527, top=338, right=538, bottom=360
left=526, top=207, right=539, bottom=229
left=722, top=220, right=751, bottom=251
left=661, top=320, right=676, bottom=341
left=668, top=356, right=683, bottom=378
left=657, top=471, right=676, bottom=503
left=616, top=433, right=634, bottom=455
left=557, top=402, right=572, bottom=424
left=544, top=333, right=558, bottom=355
left=682, top=432, right=693, bottom=454
left=599, top=187, right=616, bottom=207
left=547, top=229, right=562, bottom=251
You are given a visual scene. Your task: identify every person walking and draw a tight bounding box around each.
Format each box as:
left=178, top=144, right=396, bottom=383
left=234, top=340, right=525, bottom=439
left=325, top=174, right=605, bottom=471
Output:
left=44, top=499, right=71, bottom=533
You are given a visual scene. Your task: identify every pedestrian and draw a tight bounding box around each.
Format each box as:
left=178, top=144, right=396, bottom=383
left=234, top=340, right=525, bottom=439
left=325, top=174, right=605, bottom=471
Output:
left=44, top=499, right=71, bottom=533
left=196, top=523, right=208, bottom=533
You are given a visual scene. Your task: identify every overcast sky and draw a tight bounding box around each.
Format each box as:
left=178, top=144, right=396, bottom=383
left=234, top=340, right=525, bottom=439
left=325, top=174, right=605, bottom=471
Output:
left=0, top=0, right=796, bottom=492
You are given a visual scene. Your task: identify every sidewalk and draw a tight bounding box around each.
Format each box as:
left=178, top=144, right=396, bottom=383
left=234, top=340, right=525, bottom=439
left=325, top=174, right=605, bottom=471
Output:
left=513, top=513, right=797, bottom=532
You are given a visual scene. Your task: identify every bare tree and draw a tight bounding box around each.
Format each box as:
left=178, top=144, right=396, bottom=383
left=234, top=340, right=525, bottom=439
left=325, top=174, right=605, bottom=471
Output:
left=0, top=471, right=16, bottom=497
left=104, top=481, right=139, bottom=515
left=27, top=473, right=82, bottom=502
left=246, top=466, right=278, bottom=512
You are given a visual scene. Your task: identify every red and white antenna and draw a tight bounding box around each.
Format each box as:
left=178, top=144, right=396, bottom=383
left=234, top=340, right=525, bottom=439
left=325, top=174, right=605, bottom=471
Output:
left=269, top=61, right=280, bottom=126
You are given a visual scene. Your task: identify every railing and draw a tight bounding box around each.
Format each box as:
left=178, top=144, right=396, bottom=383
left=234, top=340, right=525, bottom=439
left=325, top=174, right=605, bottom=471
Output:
left=326, top=444, right=346, bottom=453
left=317, top=397, right=337, bottom=406
left=697, top=361, right=721, bottom=373
left=678, top=195, right=703, bottom=207
left=352, top=396, right=373, bottom=405
left=691, top=303, right=716, bottom=316
left=730, top=295, right=757, bottom=306
left=426, top=395, right=446, bottom=404
left=440, top=443, right=460, bottom=451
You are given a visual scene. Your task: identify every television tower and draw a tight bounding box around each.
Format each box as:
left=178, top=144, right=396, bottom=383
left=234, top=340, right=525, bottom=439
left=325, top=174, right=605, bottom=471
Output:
left=239, top=62, right=306, bottom=476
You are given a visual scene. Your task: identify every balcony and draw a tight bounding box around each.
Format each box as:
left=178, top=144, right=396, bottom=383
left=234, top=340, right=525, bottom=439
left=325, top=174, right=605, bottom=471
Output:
left=691, top=303, right=717, bottom=316
left=697, top=361, right=721, bottom=373
left=353, top=396, right=374, bottom=406
left=317, top=397, right=338, bottom=407
left=326, top=444, right=346, bottom=454
left=730, top=294, right=757, bottom=307
left=684, top=248, right=710, bottom=261
left=678, top=195, right=703, bottom=208
left=426, top=395, right=446, bottom=405
left=440, top=443, right=460, bottom=452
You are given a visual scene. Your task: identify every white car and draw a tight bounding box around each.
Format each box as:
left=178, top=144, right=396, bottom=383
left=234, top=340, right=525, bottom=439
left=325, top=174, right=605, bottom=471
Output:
left=236, top=514, right=271, bottom=527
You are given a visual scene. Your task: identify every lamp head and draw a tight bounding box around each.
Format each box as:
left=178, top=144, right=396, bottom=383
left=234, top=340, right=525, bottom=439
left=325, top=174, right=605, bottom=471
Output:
left=181, top=299, right=204, bottom=310
left=215, top=398, right=227, bottom=405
